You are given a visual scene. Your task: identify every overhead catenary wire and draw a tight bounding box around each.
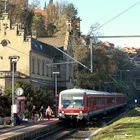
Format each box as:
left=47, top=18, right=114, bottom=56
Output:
left=7, top=46, right=29, bottom=56
left=94, top=0, right=140, bottom=31
left=89, top=0, right=140, bottom=72
left=5, top=44, right=91, bottom=72
left=3, top=1, right=140, bottom=73
left=53, top=45, right=91, bottom=72
left=46, top=61, right=77, bottom=66
left=95, top=35, right=140, bottom=38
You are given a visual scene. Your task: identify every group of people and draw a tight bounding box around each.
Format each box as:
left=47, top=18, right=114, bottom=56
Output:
left=31, top=105, right=53, bottom=121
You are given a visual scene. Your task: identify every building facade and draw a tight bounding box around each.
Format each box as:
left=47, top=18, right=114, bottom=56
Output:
left=0, top=11, right=73, bottom=95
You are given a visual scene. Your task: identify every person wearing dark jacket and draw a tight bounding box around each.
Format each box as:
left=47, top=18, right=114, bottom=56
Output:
left=39, top=106, right=44, bottom=120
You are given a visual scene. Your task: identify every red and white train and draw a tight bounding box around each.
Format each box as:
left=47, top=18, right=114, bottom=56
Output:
left=58, top=88, right=127, bottom=121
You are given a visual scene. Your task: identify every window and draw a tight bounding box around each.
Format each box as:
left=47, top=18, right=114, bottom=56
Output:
left=87, top=96, right=90, bottom=107
left=47, top=65, right=49, bottom=76
left=50, top=66, right=52, bottom=77
left=42, top=60, right=45, bottom=75
left=107, top=97, right=115, bottom=104
left=32, top=57, right=35, bottom=74
left=93, top=97, right=105, bottom=105
left=61, top=94, right=84, bottom=109
left=46, top=62, right=49, bottom=76
left=37, top=59, right=40, bottom=75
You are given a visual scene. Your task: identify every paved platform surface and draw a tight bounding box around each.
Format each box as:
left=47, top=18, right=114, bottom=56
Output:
left=0, top=118, right=59, bottom=140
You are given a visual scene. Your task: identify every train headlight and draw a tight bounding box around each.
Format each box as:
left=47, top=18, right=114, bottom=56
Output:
left=62, top=110, right=64, bottom=113
left=59, top=112, right=65, bottom=119
left=77, top=111, right=84, bottom=120
left=79, top=111, right=83, bottom=114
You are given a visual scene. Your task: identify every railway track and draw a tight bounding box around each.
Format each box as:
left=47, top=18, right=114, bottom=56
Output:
left=0, top=107, right=127, bottom=140
left=39, top=107, right=127, bottom=140
left=38, top=120, right=101, bottom=140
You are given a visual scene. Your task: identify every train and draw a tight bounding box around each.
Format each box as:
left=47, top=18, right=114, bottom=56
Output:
left=58, top=88, right=127, bottom=122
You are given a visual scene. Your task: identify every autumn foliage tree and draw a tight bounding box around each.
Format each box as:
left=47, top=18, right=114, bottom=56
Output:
left=32, top=13, right=47, bottom=37
left=72, top=40, right=135, bottom=92
left=64, top=3, right=77, bottom=20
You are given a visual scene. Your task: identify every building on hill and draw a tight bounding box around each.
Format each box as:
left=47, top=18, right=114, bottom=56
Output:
left=0, top=9, right=73, bottom=96
left=122, top=47, right=140, bottom=66
left=122, top=47, right=138, bottom=55
left=121, top=47, right=140, bottom=96
left=34, top=8, right=46, bottom=16
left=102, top=41, right=114, bottom=49
left=133, top=51, right=140, bottom=66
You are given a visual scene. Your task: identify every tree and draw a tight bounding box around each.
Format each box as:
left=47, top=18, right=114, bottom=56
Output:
left=32, top=13, right=47, bottom=37
left=52, top=2, right=68, bottom=36
left=44, top=2, right=58, bottom=36
left=0, top=87, right=11, bottom=117
left=0, top=80, right=54, bottom=118
left=64, top=3, right=77, bottom=20
left=15, top=80, right=50, bottom=118
left=0, top=0, right=34, bottom=36
left=72, top=37, right=136, bottom=92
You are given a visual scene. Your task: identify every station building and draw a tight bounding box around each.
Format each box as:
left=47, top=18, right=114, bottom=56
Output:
left=0, top=11, right=74, bottom=96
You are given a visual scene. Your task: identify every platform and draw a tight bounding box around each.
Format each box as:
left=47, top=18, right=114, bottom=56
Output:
left=0, top=118, right=60, bottom=140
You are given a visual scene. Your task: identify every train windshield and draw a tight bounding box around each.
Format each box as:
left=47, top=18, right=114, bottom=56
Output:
left=61, top=94, right=84, bottom=109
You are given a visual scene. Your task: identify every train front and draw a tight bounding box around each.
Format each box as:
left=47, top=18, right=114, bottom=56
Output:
left=58, top=89, right=86, bottom=121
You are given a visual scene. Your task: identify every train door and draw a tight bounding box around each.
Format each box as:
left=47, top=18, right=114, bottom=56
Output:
left=87, top=95, right=95, bottom=121
left=87, top=96, right=90, bottom=113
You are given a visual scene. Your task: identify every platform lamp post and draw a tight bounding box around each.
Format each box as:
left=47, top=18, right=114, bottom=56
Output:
left=10, top=56, right=19, bottom=126
left=52, top=71, right=60, bottom=116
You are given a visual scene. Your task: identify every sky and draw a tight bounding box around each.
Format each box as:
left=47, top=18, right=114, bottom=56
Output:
left=28, top=0, right=140, bottom=48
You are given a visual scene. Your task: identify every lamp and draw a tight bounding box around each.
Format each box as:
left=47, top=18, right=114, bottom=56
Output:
left=52, top=71, right=60, bottom=116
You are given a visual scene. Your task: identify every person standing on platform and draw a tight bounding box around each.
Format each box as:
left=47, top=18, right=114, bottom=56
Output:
left=45, top=106, right=53, bottom=120
left=39, top=106, right=44, bottom=120
left=31, top=105, right=36, bottom=121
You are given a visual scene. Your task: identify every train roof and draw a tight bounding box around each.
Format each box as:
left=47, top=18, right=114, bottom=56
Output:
left=60, top=88, right=125, bottom=96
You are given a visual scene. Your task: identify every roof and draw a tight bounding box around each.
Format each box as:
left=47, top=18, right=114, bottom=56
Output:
left=122, top=47, right=139, bottom=54
left=102, top=41, right=114, bottom=48
left=34, top=8, right=46, bottom=16
left=134, top=51, right=140, bottom=61
left=31, top=38, right=63, bottom=59
left=37, top=36, right=66, bottom=48
left=60, top=88, right=123, bottom=96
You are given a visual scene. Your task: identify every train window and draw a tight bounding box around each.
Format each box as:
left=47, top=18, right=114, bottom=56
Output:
left=117, top=97, right=124, bottom=103
left=107, top=97, right=115, bottom=104
left=61, top=94, right=84, bottom=109
left=87, top=97, right=90, bottom=107
left=62, top=100, right=71, bottom=108
left=93, top=97, right=105, bottom=105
